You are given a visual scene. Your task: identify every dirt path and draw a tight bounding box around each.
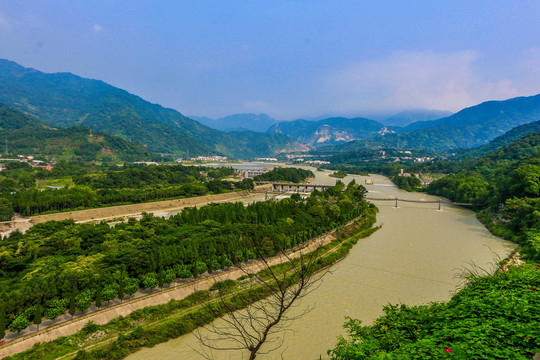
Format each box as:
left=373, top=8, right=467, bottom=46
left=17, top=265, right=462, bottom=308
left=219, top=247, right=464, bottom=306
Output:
left=30, top=185, right=272, bottom=224
left=0, top=213, right=357, bottom=359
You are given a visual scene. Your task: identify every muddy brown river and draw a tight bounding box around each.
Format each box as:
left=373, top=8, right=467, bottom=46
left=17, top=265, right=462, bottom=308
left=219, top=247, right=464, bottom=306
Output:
left=126, top=171, right=515, bottom=360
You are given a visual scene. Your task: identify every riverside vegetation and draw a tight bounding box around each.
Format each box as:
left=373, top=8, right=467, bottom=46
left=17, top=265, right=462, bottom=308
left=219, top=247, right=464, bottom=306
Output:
left=0, top=162, right=258, bottom=219
left=3, top=204, right=377, bottom=360
left=0, top=180, right=371, bottom=348
left=327, top=132, right=540, bottom=358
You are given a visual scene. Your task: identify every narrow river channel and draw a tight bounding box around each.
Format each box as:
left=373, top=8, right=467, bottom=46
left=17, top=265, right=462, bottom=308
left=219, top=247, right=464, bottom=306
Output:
left=127, top=170, right=515, bottom=360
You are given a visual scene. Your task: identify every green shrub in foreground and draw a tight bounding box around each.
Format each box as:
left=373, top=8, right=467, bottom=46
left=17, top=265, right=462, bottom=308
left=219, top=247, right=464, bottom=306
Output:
left=329, top=264, right=540, bottom=359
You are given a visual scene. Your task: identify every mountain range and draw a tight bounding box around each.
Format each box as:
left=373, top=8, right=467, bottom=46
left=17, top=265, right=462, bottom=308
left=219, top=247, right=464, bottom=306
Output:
left=380, top=109, right=453, bottom=127
left=0, top=59, right=302, bottom=159
left=267, top=117, right=398, bottom=147
left=2, top=58, right=540, bottom=159
left=316, top=94, right=540, bottom=153
left=190, top=113, right=279, bottom=133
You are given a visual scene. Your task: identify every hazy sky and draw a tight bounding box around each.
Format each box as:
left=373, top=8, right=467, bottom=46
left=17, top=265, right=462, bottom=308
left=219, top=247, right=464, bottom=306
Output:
left=1, top=1, right=540, bottom=119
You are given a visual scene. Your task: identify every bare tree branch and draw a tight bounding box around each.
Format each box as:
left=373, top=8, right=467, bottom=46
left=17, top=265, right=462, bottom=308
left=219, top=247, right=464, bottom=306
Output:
left=194, top=240, right=327, bottom=360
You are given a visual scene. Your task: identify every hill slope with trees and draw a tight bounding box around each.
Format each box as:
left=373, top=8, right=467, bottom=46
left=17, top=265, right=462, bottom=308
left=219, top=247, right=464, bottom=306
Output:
left=0, top=103, right=161, bottom=162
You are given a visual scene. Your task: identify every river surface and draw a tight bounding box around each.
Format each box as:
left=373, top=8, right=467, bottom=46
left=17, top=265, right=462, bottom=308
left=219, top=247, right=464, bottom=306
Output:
left=127, top=170, right=515, bottom=360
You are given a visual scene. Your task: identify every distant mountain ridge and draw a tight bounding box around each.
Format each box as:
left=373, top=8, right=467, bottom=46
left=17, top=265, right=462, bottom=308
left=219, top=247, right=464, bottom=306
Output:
left=190, top=113, right=279, bottom=132
left=457, top=120, right=540, bottom=158
left=268, top=117, right=397, bottom=147
left=0, top=59, right=299, bottom=159
left=381, top=109, right=453, bottom=127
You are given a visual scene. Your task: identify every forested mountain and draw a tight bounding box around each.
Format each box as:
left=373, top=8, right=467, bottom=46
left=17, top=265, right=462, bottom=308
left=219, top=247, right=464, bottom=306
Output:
left=0, top=103, right=161, bottom=161
left=457, top=120, right=540, bottom=158
left=404, top=95, right=540, bottom=133
left=223, top=131, right=308, bottom=157
left=322, top=94, right=540, bottom=153
left=0, top=59, right=298, bottom=159
left=381, top=109, right=452, bottom=127
left=190, top=113, right=278, bottom=132
left=268, top=117, right=394, bottom=147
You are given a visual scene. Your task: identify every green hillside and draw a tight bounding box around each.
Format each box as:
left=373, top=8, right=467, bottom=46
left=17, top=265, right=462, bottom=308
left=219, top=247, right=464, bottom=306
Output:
left=0, top=59, right=298, bottom=158
left=457, top=120, right=540, bottom=158
left=0, top=103, right=162, bottom=162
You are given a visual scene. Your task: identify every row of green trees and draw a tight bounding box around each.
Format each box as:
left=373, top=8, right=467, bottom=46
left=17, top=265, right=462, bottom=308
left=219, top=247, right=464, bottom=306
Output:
left=0, top=181, right=369, bottom=337
left=0, top=164, right=253, bottom=217
left=253, top=167, right=314, bottom=182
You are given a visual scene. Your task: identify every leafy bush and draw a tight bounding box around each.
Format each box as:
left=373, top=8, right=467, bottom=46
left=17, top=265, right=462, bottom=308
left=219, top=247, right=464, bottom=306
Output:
left=329, top=264, right=540, bottom=359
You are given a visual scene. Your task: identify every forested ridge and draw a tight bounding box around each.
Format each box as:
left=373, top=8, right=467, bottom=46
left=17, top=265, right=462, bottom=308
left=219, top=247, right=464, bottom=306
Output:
left=0, top=181, right=369, bottom=336
left=0, top=103, right=164, bottom=162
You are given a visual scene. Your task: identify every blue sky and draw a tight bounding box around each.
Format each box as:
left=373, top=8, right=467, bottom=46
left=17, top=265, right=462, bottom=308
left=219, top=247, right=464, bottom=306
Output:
left=1, top=1, right=539, bottom=119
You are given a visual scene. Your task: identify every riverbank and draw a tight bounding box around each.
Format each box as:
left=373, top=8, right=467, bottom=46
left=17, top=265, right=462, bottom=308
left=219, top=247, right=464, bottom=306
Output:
left=131, top=172, right=515, bottom=360
left=1, top=211, right=378, bottom=360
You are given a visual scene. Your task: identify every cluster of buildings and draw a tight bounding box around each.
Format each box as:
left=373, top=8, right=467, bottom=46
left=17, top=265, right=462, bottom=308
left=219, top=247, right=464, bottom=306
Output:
left=0, top=155, right=55, bottom=171
left=189, top=155, right=229, bottom=162
left=234, top=168, right=272, bottom=179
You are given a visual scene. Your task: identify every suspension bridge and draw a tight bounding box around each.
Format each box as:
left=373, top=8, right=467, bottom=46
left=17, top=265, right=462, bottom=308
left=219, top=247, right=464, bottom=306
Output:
left=365, top=197, right=477, bottom=210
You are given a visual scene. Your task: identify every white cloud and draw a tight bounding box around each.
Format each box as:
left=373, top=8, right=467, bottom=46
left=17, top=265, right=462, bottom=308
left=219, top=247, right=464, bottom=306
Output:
left=243, top=100, right=271, bottom=112
left=93, top=24, right=103, bottom=32
left=323, top=50, right=521, bottom=112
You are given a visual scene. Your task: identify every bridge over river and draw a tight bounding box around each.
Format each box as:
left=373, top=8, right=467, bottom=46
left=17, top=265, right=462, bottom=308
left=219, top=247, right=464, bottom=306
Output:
left=254, top=181, right=333, bottom=192
left=366, top=196, right=477, bottom=210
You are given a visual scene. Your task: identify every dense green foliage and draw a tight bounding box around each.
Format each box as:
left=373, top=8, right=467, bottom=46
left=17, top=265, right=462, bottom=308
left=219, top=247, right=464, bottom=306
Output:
left=314, top=148, right=443, bottom=182
left=253, top=167, right=314, bottom=182
left=0, top=103, right=164, bottom=162
left=391, top=175, right=422, bottom=192
left=2, top=207, right=377, bottom=360
left=329, top=264, right=540, bottom=359
left=0, top=164, right=246, bottom=217
left=0, top=102, right=46, bottom=131
left=4, top=206, right=378, bottom=360
left=0, top=59, right=298, bottom=158
left=0, top=182, right=369, bottom=335
left=329, top=170, right=348, bottom=178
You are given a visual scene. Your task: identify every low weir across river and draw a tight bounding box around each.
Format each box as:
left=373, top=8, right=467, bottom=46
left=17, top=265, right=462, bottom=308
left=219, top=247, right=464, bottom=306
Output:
left=255, top=180, right=334, bottom=192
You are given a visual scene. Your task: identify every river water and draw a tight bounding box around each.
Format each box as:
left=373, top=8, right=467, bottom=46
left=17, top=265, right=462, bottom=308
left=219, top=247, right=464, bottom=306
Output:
left=127, top=170, right=515, bottom=360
